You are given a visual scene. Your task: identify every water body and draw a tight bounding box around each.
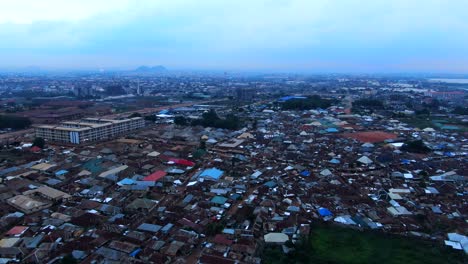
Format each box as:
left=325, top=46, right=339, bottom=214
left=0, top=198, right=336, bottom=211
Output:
left=428, top=78, right=468, bottom=84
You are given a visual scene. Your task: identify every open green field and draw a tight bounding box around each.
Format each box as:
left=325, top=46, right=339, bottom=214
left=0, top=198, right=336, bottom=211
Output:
left=399, top=116, right=468, bottom=132
left=263, top=224, right=467, bottom=264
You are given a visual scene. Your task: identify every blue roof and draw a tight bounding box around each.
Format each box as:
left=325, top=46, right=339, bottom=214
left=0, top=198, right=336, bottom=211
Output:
left=129, top=248, right=141, bottom=257
left=55, top=169, right=68, bottom=176
left=278, top=95, right=307, bottom=102
left=441, top=125, right=460, bottom=130
left=161, top=223, right=174, bottom=233
left=230, top=193, right=241, bottom=200
left=137, top=223, right=162, bottom=233
left=318, top=207, right=332, bottom=217
left=287, top=206, right=300, bottom=212
left=264, top=181, right=277, bottom=188
left=0, top=167, right=19, bottom=176
left=182, top=194, right=194, bottom=204
left=325, top=128, right=339, bottom=133
left=118, top=178, right=135, bottom=185
left=222, top=228, right=235, bottom=235
left=83, top=159, right=103, bottom=174
left=329, top=159, right=341, bottom=164
left=211, top=196, right=228, bottom=205
left=135, top=181, right=156, bottom=187
left=300, top=170, right=311, bottom=177
left=282, top=227, right=297, bottom=235
left=45, top=178, right=62, bottom=186
left=199, top=168, right=224, bottom=180
left=159, top=109, right=170, bottom=115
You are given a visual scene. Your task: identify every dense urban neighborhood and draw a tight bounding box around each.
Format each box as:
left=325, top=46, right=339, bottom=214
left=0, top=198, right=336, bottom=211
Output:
left=0, top=72, right=466, bottom=263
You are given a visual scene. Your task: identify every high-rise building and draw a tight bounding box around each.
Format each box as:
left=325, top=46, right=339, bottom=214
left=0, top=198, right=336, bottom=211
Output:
left=235, top=87, right=256, bottom=101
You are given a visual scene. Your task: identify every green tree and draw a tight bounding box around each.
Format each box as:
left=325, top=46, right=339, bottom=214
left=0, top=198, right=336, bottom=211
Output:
left=401, top=140, right=431, bottom=154
left=452, top=106, right=468, bottom=115
left=282, top=95, right=335, bottom=110
left=144, top=115, right=157, bottom=122
left=60, top=254, right=78, bottom=264
left=32, top=137, right=45, bottom=149
left=191, top=110, right=241, bottom=130
left=205, top=221, right=225, bottom=236
left=174, top=116, right=188, bottom=126
left=415, top=108, right=430, bottom=116
left=129, top=112, right=142, bottom=118
left=199, top=139, right=206, bottom=150
left=0, top=115, right=32, bottom=129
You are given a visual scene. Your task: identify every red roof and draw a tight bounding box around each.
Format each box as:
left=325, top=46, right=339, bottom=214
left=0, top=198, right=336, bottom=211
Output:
left=213, top=234, right=233, bottom=246
left=143, top=170, right=167, bottom=181
left=30, top=146, right=41, bottom=152
left=169, top=158, right=195, bottom=167
left=6, top=226, right=28, bottom=236
left=199, top=254, right=235, bottom=264
left=177, top=218, right=203, bottom=232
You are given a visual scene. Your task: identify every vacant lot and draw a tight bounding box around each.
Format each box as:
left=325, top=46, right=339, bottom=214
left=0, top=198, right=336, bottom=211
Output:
left=341, top=131, right=398, bottom=143
left=263, top=224, right=467, bottom=264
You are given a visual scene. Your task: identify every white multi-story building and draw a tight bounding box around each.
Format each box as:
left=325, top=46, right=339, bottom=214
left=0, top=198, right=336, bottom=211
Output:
left=34, top=117, right=145, bottom=144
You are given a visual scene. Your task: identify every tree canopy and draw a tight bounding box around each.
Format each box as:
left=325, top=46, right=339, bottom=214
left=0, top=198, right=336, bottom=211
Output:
left=144, top=115, right=157, bottom=122
left=128, top=112, right=142, bottom=118
left=32, top=137, right=45, bottom=149
left=60, top=255, right=78, bottom=264
left=281, top=95, right=334, bottom=110
left=354, top=99, right=384, bottom=108
left=401, top=140, right=431, bottom=154
left=452, top=106, right=468, bottom=115
left=179, top=109, right=241, bottom=130
left=174, top=116, right=188, bottom=126
left=0, top=115, right=32, bottom=130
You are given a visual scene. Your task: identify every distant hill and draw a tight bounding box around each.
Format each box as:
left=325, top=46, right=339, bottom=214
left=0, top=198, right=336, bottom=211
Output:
left=134, top=65, right=168, bottom=73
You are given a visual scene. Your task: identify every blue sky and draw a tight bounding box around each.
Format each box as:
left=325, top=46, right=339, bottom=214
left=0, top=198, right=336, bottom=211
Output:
left=0, top=0, right=467, bottom=73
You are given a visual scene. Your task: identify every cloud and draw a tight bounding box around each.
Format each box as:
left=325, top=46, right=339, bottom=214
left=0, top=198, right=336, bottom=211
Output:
left=0, top=0, right=467, bottom=72
left=0, top=0, right=132, bottom=24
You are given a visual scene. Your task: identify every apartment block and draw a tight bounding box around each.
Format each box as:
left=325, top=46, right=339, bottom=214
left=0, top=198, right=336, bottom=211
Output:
left=34, top=117, right=145, bottom=144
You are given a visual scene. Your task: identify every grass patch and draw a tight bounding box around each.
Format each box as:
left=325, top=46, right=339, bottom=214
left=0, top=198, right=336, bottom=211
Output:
left=263, top=224, right=467, bottom=264
left=399, top=116, right=468, bottom=132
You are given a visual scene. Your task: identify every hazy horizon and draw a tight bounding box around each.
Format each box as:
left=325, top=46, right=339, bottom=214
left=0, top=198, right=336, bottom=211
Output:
left=1, top=0, right=467, bottom=73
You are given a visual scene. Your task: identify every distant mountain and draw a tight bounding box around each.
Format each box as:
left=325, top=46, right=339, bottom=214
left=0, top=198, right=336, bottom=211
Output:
left=134, top=65, right=168, bottom=73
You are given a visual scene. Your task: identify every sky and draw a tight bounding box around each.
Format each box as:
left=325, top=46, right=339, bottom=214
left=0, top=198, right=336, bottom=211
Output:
left=0, top=0, right=467, bottom=73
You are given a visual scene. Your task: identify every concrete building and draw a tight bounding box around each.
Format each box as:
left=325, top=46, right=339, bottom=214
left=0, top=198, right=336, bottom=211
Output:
left=7, top=195, right=51, bottom=214
left=34, top=117, right=145, bottom=144
left=235, top=87, right=256, bottom=101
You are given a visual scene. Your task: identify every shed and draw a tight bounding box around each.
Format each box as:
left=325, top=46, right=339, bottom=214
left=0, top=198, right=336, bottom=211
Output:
left=320, top=169, right=332, bottom=177
left=137, top=223, right=162, bottom=233
left=143, top=171, right=167, bottom=181
left=199, top=168, right=224, bottom=180
left=211, top=196, right=228, bottom=205
left=318, top=207, right=332, bottom=217
left=357, top=156, right=373, bottom=165
left=264, top=233, right=289, bottom=244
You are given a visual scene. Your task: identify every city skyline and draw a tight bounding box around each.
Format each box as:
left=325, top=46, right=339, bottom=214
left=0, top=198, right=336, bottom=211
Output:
left=0, top=0, right=467, bottom=73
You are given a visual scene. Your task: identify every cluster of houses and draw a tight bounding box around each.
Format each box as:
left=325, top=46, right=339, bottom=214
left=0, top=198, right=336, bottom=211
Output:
left=0, top=98, right=466, bottom=263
